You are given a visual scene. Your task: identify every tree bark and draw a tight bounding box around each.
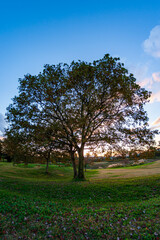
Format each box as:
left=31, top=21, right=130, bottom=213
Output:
left=46, top=158, right=49, bottom=174
left=77, top=146, right=85, bottom=179
left=70, top=151, right=77, bottom=178
left=45, top=152, right=50, bottom=174
left=24, top=155, right=28, bottom=165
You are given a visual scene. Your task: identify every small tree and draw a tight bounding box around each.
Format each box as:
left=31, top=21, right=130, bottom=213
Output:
left=6, top=54, right=157, bottom=179
left=3, top=129, right=35, bottom=165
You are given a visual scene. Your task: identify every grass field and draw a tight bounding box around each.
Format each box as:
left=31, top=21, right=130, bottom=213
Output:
left=0, top=161, right=160, bottom=239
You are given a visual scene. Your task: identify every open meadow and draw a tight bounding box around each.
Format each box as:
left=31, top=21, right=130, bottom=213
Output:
left=0, top=161, right=160, bottom=239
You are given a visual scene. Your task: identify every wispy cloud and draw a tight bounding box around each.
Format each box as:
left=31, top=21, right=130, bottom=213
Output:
left=149, top=91, right=160, bottom=103
left=138, top=77, right=153, bottom=88
left=0, top=113, right=6, bottom=136
left=152, top=72, right=160, bottom=82
left=150, top=124, right=160, bottom=130
left=138, top=71, right=160, bottom=89
left=143, top=25, right=160, bottom=58
left=152, top=117, right=160, bottom=126
left=150, top=117, right=160, bottom=130
left=130, top=63, right=149, bottom=82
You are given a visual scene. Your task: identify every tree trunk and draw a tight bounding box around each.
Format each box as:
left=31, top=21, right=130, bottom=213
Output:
left=24, top=155, right=28, bottom=165
left=77, top=147, right=85, bottom=180
left=45, top=158, right=48, bottom=173
left=46, top=152, right=50, bottom=174
left=70, top=151, right=77, bottom=178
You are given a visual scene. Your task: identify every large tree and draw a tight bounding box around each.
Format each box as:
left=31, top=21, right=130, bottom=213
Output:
left=6, top=54, right=157, bottom=179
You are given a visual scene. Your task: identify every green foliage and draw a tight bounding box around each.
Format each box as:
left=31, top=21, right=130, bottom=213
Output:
left=6, top=54, right=158, bottom=179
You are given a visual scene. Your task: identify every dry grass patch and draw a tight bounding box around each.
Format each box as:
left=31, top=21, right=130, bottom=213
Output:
left=91, top=160, right=160, bottom=180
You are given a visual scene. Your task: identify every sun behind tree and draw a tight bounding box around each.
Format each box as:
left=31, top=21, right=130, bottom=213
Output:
left=6, top=54, right=157, bottom=179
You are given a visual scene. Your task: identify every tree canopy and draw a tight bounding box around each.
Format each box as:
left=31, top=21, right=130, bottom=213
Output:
left=6, top=54, right=157, bottom=179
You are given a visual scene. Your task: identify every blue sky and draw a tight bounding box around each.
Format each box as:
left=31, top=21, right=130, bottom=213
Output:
left=0, top=0, right=160, bottom=141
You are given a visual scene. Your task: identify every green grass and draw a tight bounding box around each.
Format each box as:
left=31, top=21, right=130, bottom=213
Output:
left=0, top=163, right=160, bottom=239
left=0, top=163, right=98, bottom=182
